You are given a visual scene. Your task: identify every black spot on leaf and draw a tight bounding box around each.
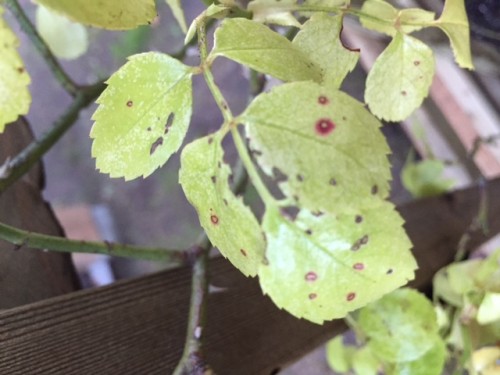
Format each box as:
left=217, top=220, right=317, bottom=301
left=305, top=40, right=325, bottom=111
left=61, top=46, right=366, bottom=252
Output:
left=164, top=112, right=175, bottom=134
left=150, top=137, right=163, bottom=155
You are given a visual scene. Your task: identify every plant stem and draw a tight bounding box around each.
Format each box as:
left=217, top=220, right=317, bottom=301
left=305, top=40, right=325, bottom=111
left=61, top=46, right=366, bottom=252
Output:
left=4, top=0, right=80, bottom=97
left=0, top=82, right=105, bottom=194
left=0, top=220, right=186, bottom=263
left=173, top=241, right=212, bottom=375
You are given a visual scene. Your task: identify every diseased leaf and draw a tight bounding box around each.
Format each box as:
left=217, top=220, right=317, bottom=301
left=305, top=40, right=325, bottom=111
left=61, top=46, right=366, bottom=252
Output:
left=242, top=81, right=391, bottom=213
left=365, top=32, right=434, bottom=122
left=165, top=0, right=187, bottom=33
left=293, top=13, right=359, bottom=88
left=248, top=0, right=301, bottom=28
left=433, top=0, right=473, bottom=69
left=0, top=5, right=31, bottom=133
left=91, top=52, right=192, bottom=180
left=387, top=340, right=446, bottom=375
left=358, top=288, right=440, bottom=362
left=401, top=157, right=454, bottom=198
left=36, top=5, right=88, bottom=60
left=179, top=133, right=265, bottom=277
left=360, top=0, right=434, bottom=36
left=258, top=204, right=415, bottom=323
left=33, top=0, right=156, bottom=30
left=211, top=18, right=321, bottom=82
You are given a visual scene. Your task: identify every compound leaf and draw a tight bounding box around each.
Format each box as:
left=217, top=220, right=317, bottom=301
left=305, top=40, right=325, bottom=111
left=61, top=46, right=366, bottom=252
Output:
left=0, top=5, right=31, bottom=133
left=180, top=133, right=265, bottom=277
left=33, top=0, right=156, bottom=30
left=358, top=288, right=440, bottom=362
left=36, top=5, right=88, bottom=60
left=434, top=0, right=473, bottom=69
left=91, top=52, right=192, bottom=180
left=258, top=204, right=415, bottom=323
left=211, top=18, right=321, bottom=83
left=242, top=81, right=391, bottom=213
left=365, top=32, right=434, bottom=122
left=293, top=13, right=359, bottom=89
left=165, top=0, right=187, bottom=33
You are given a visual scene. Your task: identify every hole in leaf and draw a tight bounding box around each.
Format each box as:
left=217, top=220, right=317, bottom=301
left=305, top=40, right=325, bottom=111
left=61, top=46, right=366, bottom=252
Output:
left=150, top=137, right=163, bottom=155
left=305, top=271, right=318, bottom=281
left=281, top=206, right=299, bottom=221
left=346, top=292, right=356, bottom=301
left=315, top=118, right=335, bottom=136
left=210, top=214, right=219, bottom=225
left=272, top=167, right=288, bottom=182
left=251, top=148, right=263, bottom=157
left=126, top=100, right=133, bottom=107
left=164, top=113, right=175, bottom=134
left=318, top=95, right=329, bottom=105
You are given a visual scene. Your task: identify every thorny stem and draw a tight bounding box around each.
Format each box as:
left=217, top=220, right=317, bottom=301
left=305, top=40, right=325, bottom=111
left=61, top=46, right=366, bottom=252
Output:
left=0, top=220, right=186, bottom=263
left=4, top=0, right=79, bottom=97
left=0, top=82, right=105, bottom=194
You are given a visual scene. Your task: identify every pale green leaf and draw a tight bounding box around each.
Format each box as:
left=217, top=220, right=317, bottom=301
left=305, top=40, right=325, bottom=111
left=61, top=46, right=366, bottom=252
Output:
left=242, top=81, right=391, bottom=213
left=401, top=158, right=454, bottom=198
left=179, top=133, right=265, bottom=277
left=433, top=0, right=473, bottom=69
left=258, top=204, right=415, bottom=323
left=387, top=339, right=446, bottom=375
left=433, top=268, right=463, bottom=307
left=36, top=5, right=88, bottom=60
left=325, top=336, right=354, bottom=373
left=360, top=0, right=434, bottom=36
left=33, top=0, right=156, bottom=30
left=358, top=288, right=439, bottom=362
left=248, top=0, right=301, bottom=28
left=293, top=13, right=359, bottom=88
left=165, top=0, right=187, bottom=33
left=91, top=52, right=192, bottom=180
left=474, top=248, right=500, bottom=292
left=303, top=0, right=349, bottom=6
left=352, top=347, right=380, bottom=375
left=447, top=259, right=482, bottom=295
left=365, top=32, right=435, bottom=122
left=477, top=293, right=500, bottom=325
left=0, top=5, right=31, bottom=133
left=211, top=18, right=321, bottom=82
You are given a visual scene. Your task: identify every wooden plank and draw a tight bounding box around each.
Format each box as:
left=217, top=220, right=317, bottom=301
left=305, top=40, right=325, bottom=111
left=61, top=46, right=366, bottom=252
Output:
left=1, top=178, right=500, bottom=374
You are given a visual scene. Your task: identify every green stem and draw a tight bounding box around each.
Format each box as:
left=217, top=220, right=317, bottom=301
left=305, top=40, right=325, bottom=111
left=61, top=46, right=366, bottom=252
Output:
left=0, top=82, right=105, bottom=194
left=0, top=220, right=186, bottom=263
left=4, top=0, right=80, bottom=97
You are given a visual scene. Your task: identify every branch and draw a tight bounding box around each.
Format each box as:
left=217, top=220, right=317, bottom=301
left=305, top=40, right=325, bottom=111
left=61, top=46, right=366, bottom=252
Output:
left=4, top=0, right=80, bottom=97
left=0, top=220, right=186, bottom=263
left=0, top=82, right=105, bottom=194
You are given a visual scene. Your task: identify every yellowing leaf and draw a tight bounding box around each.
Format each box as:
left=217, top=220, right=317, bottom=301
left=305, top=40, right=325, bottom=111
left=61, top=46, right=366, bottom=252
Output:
left=211, top=18, right=321, bottom=83
left=0, top=5, right=31, bottom=133
left=293, top=13, right=359, bottom=89
left=242, top=81, right=391, bottom=213
left=248, top=0, right=301, bottom=28
left=258, top=204, right=415, bottom=323
left=365, top=32, right=435, bottom=122
left=36, top=5, right=88, bottom=60
left=180, top=133, right=266, bottom=277
left=165, top=0, right=187, bottom=33
left=433, top=0, right=473, bottom=69
left=91, top=52, right=192, bottom=180
left=33, top=0, right=156, bottom=30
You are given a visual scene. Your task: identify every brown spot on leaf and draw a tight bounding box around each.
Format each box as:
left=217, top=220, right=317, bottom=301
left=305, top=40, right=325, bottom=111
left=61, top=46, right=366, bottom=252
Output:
left=305, top=229, right=312, bottom=235
left=355, top=215, right=363, bottom=224
left=312, top=210, right=324, bottom=217
left=296, top=174, right=304, bottom=182
left=353, top=263, right=364, bottom=270
left=150, top=137, right=163, bottom=155
left=207, top=137, right=213, bottom=144
left=211, top=176, right=216, bottom=183
left=318, top=95, right=329, bottom=105
left=223, top=198, right=228, bottom=206
left=387, top=268, right=394, bottom=274
left=329, top=178, right=337, bottom=186
left=210, top=214, right=219, bottom=224
left=305, top=271, right=318, bottom=281
left=346, top=292, right=356, bottom=301
left=351, top=235, right=368, bottom=251
left=240, top=249, right=247, bottom=257
left=147, top=127, right=151, bottom=132
left=371, top=185, right=378, bottom=195
left=414, top=60, right=420, bottom=66
left=401, top=90, right=407, bottom=96
left=17, top=67, right=24, bottom=73
left=309, top=293, right=317, bottom=300
left=126, top=100, right=133, bottom=107
left=315, top=118, right=335, bottom=136
left=164, top=112, right=175, bottom=134
left=360, top=235, right=369, bottom=245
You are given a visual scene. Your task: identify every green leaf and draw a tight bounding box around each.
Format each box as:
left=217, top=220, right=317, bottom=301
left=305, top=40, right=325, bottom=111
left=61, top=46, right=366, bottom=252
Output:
left=91, top=52, right=192, bottom=180
left=33, top=0, right=156, bottom=30
left=365, top=32, right=434, bottom=122
left=0, top=5, right=31, bottom=133
left=477, top=292, right=500, bottom=325
left=258, top=204, right=415, bottom=323
left=358, top=288, right=439, bottom=362
left=242, top=81, right=391, bottom=213
left=292, top=13, right=359, bottom=89
left=210, top=18, right=321, bottom=83
left=359, top=0, right=435, bottom=36
left=433, top=268, right=463, bottom=307
left=248, top=0, right=301, bottom=28
left=387, top=339, right=446, bottom=375
left=326, top=336, right=354, bottom=373
left=474, top=248, right=500, bottom=292
left=352, top=347, right=381, bottom=375
left=165, top=0, right=187, bottom=33
left=36, top=5, right=88, bottom=60
left=447, top=259, right=482, bottom=295
left=433, top=0, right=473, bottom=69
left=179, top=133, right=266, bottom=277
left=401, top=157, right=454, bottom=198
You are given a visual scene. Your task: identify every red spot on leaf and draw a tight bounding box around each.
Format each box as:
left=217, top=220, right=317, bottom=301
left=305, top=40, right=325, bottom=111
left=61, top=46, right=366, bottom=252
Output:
left=318, top=96, right=329, bottom=105
left=347, top=292, right=356, bottom=301
left=315, top=118, right=335, bottom=136
left=126, top=100, right=133, bottom=107
left=309, top=293, right=317, bottom=300
left=240, top=249, right=247, bottom=257
left=210, top=214, right=219, bottom=224
left=305, top=271, right=317, bottom=281
left=353, top=263, right=364, bottom=270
